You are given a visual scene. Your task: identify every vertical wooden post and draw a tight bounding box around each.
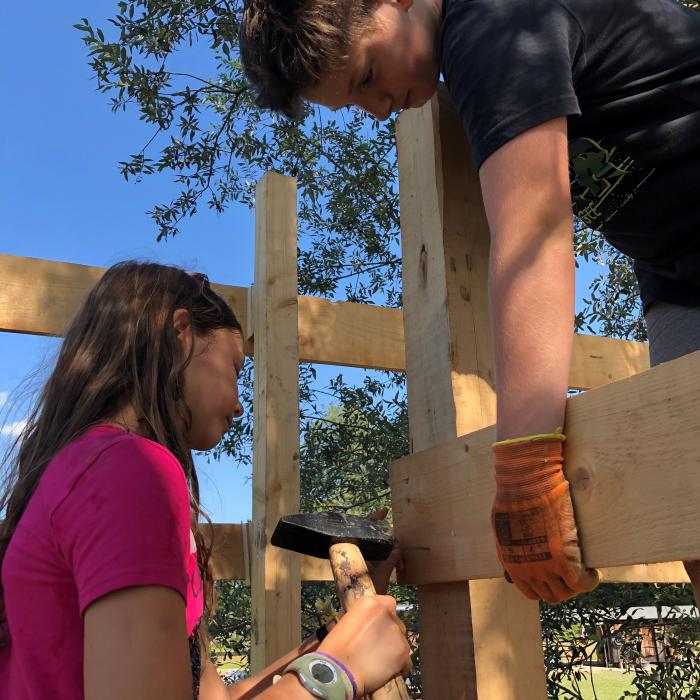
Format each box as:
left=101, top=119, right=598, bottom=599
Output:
left=396, top=88, right=547, bottom=698
left=250, top=173, right=301, bottom=671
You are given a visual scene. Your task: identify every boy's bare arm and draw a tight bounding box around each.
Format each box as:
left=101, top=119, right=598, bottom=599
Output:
left=478, top=117, right=600, bottom=602
left=480, top=116, right=574, bottom=441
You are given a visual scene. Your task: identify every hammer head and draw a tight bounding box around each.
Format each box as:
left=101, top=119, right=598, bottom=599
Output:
left=271, top=512, right=395, bottom=561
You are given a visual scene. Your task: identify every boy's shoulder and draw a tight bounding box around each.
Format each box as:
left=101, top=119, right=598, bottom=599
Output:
left=441, top=0, right=695, bottom=29
left=439, top=0, right=579, bottom=46
left=442, top=0, right=562, bottom=19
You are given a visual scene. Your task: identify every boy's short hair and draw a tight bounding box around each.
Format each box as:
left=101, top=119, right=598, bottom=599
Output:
left=239, top=0, right=376, bottom=119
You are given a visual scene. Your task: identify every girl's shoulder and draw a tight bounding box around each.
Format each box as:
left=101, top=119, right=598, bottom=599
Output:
left=51, top=424, right=183, bottom=485
left=37, top=425, right=188, bottom=525
left=8, top=425, right=195, bottom=628
left=67, top=423, right=178, bottom=460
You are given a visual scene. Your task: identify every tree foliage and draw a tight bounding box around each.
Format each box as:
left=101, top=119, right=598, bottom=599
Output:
left=75, top=2, right=401, bottom=305
left=544, top=583, right=697, bottom=698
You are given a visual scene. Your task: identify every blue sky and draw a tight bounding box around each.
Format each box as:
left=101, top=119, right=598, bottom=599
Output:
left=0, top=3, right=602, bottom=523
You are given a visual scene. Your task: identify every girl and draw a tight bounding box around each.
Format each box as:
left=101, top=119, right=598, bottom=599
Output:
left=0, top=261, right=410, bottom=700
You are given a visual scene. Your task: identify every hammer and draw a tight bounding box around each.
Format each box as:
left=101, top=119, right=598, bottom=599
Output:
left=272, top=512, right=412, bottom=700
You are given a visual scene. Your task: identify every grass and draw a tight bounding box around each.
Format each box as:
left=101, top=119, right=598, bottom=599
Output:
left=559, top=668, right=636, bottom=699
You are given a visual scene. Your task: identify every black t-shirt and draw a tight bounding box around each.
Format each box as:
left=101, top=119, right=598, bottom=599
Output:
left=440, top=0, right=700, bottom=309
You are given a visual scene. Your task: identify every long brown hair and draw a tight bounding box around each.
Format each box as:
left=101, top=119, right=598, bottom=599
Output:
left=0, top=261, right=242, bottom=648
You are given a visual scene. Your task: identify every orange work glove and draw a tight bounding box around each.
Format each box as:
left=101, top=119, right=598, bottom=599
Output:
left=491, top=431, right=601, bottom=603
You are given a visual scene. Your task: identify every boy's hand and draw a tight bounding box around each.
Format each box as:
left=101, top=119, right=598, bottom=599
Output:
left=491, top=433, right=601, bottom=603
left=366, top=507, right=404, bottom=594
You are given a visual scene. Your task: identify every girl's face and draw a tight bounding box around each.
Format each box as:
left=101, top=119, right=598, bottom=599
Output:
left=176, top=315, right=245, bottom=451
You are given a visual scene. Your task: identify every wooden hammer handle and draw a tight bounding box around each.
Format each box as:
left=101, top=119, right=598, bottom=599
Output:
left=328, top=543, right=411, bottom=700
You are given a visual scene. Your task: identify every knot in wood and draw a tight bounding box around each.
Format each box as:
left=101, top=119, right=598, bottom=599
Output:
left=572, top=468, right=592, bottom=492
left=419, top=244, right=428, bottom=288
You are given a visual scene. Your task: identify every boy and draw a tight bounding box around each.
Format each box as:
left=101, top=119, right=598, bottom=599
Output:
left=239, top=0, right=700, bottom=604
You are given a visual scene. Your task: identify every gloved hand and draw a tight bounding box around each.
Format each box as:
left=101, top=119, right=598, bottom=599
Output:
left=491, top=431, right=601, bottom=603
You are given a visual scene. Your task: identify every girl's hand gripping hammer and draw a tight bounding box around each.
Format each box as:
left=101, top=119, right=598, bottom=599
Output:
left=272, top=511, right=412, bottom=700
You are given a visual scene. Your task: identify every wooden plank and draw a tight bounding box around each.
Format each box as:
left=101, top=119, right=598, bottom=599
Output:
left=396, top=86, right=546, bottom=700
left=202, top=523, right=334, bottom=582
left=417, top=583, right=476, bottom=699
left=0, top=253, right=645, bottom=383
left=602, top=563, right=688, bottom=584
left=391, top=348, right=700, bottom=584
left=249, top=173, right=301, bottom=672
left=204, top=527, right=686, bottom=585
left=392, top=433, right=689, bottom=584
left=0, top=253, right=404, bottom=371
left=205, top=524, right=247, bottom=581
left=297, top=296, right=405, bottom=370
left=0, top=253, right=250, bottom=346
left=396, top=93, right=477, bottom=700
left=569, top=332, right=649, bottom=390
left=0, top=255, right=106, bottom=336
left=397, top=88, right=476, bottom=700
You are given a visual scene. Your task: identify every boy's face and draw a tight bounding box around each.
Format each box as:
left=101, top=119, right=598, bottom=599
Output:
left=304, top=0, right=442, bottom=121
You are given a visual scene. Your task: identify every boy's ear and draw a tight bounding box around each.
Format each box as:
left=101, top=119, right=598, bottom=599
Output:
left=378, top=0, right=413, bottom=9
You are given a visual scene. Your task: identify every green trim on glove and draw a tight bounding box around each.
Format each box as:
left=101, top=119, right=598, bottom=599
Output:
left=493, top=426, right=566, bottom=448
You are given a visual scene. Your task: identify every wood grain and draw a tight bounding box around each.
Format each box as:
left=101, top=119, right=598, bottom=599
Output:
left=391, top=349, right=700, bottom=583
left=249, top=174, right=301, bottom=672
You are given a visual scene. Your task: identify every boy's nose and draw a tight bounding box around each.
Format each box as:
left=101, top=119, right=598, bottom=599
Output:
left=233, top=400, right=244, bottom=418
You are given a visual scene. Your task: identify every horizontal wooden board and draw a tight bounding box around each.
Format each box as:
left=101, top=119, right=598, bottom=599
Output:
left=569, top=332, right=649, bottom=390
left=0, top=255, right=107, bottom=337
left=0, top=253, right=250, bottom=341
left=602, top=563, right=688, bottom=584
left=297, top=296, right=405, bottom=371
left=0, top=254, right=648, bottom=383
left=391, top=349, right=700, bottom=585
left=0, top=254, right=403, bottom=371
left=205, top=523, right=248, bottom=581
left=202, top=504, right=685, bottom=583
left=203, top=523, right=333, bottom=582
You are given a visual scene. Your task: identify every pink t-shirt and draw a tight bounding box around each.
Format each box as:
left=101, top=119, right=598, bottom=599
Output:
left=0, top=425, right=204, bottom=699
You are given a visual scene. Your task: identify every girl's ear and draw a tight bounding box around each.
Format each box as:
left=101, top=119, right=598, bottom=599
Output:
left=172, top=308, right=193, bottom=354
